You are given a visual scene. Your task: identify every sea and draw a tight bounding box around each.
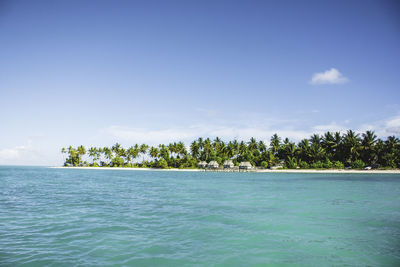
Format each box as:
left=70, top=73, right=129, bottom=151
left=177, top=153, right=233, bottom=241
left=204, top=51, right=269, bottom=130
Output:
left=1, top=166, right=399, bottom=266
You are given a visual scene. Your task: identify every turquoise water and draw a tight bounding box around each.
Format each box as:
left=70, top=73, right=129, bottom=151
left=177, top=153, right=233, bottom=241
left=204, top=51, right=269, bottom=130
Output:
left=1, top=167, right=400, bottom=266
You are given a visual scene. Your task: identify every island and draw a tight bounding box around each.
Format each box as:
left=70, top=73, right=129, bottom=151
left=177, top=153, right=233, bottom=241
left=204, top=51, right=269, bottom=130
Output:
left=59, top=130, right=400, bottom=172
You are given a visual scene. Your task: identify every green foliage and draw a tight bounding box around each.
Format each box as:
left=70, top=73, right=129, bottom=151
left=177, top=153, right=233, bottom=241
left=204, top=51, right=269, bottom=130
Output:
left=157, top=158, right=168, bottom=169
left=100, top=161, right=109, bottom=167
left=216, top=156, right=223, bottom=165
left=111, top=156, right=124, bottom=167
left=286, top=157, right=297, bottom=169
left=323, top=159, right=333, bottom=169
left=260, top=161, right=269, bottom=168
left=299, top=160, right=309, bottom=169
left=379, top=166, right=395, bottom=170
left=310, top=161, right=324, bottom=169
left=351, top=159, right=366, bottom=169
left=61, top=131, right=400, bottom=170
left=333, top=161, right=344, bottom=169
left=141, top=161, right=149, bottom=168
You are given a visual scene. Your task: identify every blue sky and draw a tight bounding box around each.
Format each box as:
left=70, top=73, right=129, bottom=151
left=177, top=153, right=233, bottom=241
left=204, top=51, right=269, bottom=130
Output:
left=1, top=0, right=399, bottom=165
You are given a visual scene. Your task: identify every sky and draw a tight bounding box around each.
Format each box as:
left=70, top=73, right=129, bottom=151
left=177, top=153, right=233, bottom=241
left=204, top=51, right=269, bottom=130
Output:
left=0, top=0, right=400, bottom=165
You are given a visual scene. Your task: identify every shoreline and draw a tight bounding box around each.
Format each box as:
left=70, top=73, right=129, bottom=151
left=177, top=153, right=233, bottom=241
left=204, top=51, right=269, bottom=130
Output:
left=49, top=166, right=400, bottom=174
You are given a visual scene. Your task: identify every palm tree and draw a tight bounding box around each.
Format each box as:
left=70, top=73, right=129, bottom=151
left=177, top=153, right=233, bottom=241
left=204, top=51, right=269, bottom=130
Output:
left=103, top=147, right=112, bottom=165
left=139, top=144, right=149, bottom=163
left=258, top=141, right=267, bottom=153
left=248, top=137, right=258, bottom=153
left=237, top=141, right=250, bottom=162
left=190, top=141, right=200, bottom=159
left=260, top=150, right=276, bottom=167
left=322, top=132, right=336, bottom=158
left=149, top=146, right=160, bottom=160
left=61, top=147, right=67, bottom=164
left=77, top=145, right=86, bottom=166
left=309, top=144, right=325, bottom=163
left=96, top=147, right=102, bottom=164
left=67, top=146, right=78, bottom=166
left=159, top=144, right=170, bottom=161
left=120, top=147, right=127, bottom=160
left=270, top=134, right=281, bottom=155
left=298, top=139, right=310, bottom=163
left=168, top=142, right=177, bottom=158
left=360, top=130, right=377, bottom=165
left=202, top=138, right=212, bottom=161
left=332, top=132, right=343, bottom=161
left=127, top=146, right=139, bottom=166
left=283, top=142, right=297, bottom=160
left=223, top=141, right=234, bottom=159
left=112, top=143, right=122, bottom=156
left=60, top=129, right=399, bottom=169
left=232, top=140, right=239, bottom=158
left=310, top=134, right=321, bottom=147
left=382, top=136, right=400, bottom=168
left=176, top=141, right=187, bottom=157
left=343, top=130, right=361, bottom=165
left=213, top=137, right=222, bottom=151
left=215, top=139, right=226, bottom=159
left=385, top=136, right=399, bottom=151
left=88, top=147, right=97, bottom=165
left=110, top=143, right=126, bottom=166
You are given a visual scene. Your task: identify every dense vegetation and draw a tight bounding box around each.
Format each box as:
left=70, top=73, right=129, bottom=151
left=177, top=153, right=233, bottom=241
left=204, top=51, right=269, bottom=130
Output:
left=62, top=130, right=400, bottom=169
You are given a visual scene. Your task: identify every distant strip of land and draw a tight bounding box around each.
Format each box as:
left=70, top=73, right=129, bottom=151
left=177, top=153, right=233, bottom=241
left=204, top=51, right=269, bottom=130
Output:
left=61, top=131, right=400, bottom=172
left=50, top=166, right=400, bottom=174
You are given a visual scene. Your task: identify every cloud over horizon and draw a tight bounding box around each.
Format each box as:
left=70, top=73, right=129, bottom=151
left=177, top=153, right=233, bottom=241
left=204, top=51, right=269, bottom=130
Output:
left=103, top=118, right=400, bottom=147
left=103, top=125, right=313, bottom=146
left=310, top=68, right=349, bottom=85
left=1, top=115, right=399, bottom=166
left=0, top=140, right=42, bottom=165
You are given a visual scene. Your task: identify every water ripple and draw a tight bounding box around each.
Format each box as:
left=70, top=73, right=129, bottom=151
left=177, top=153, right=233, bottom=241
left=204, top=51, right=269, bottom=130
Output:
left=0, top=167, right=400, bottom=266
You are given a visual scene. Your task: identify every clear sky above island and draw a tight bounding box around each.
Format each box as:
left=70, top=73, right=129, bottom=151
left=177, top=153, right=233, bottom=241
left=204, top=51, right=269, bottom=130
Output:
left=0, top=0, right=399, bottom=165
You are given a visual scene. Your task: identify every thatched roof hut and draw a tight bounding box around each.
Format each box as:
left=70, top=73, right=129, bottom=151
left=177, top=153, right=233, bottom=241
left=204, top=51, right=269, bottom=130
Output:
left=271, top=160, right=285, bottom=170
left=198, top=161, right=207, bottom=168
left=239, top=161, right=252, bottom=170
left=223, top=160, right=234, bottom=168
left=207, top=161, right=219, bottom=169
left=270, top=165, right=282, bottom=170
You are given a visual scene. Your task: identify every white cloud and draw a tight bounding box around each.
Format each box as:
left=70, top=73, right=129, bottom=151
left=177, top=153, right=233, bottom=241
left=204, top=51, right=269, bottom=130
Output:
left=3, top=116, right=398, bottom=166
left=313, top=122, right=347, bottom=133
left=0, top=143, right=32, bottom=162
left=0, top=147, right=21, bottom=160
left=105, top=126, right=199, bottom=145
left=312, top=117, right=400, bottom=138
left=385, top=116, right=400, bottom=135
left=357, top=115, right=400, bottom=137
left=103, top=125, right=313, bottom=146
left=310, top=68, right=349, bottom=85
left=0, top=140, right=53, bottom=165
left=104, top=117, right=400, bottom=148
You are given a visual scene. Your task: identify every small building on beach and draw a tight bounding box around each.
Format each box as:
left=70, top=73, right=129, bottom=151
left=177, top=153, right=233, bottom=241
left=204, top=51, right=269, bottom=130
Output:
left=239, top=161, right=252, bottom=170
left=223, top=160, right=234, bottom=168
left=271, top=160, right=285, bottom=170
left=207, top=161, right=219, bottom=169
left=198, top=161, right=207, bottom=168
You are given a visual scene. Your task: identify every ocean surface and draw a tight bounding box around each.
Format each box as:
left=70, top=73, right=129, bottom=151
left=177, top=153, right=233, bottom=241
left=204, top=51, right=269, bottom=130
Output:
left=1, top=166, right=400, bottom=266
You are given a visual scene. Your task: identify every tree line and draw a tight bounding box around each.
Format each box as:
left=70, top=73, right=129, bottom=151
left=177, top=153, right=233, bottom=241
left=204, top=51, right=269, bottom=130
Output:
left=61, top=130, right=400, bottom=169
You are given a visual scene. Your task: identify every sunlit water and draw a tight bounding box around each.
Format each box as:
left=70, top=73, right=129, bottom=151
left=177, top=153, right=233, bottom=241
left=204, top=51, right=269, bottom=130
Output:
left=1, top=166, right=400, bottom=266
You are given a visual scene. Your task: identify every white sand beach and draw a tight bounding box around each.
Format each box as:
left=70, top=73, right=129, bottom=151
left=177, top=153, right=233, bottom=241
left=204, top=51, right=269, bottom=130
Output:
left=50, top=166, right=400, bottom=174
